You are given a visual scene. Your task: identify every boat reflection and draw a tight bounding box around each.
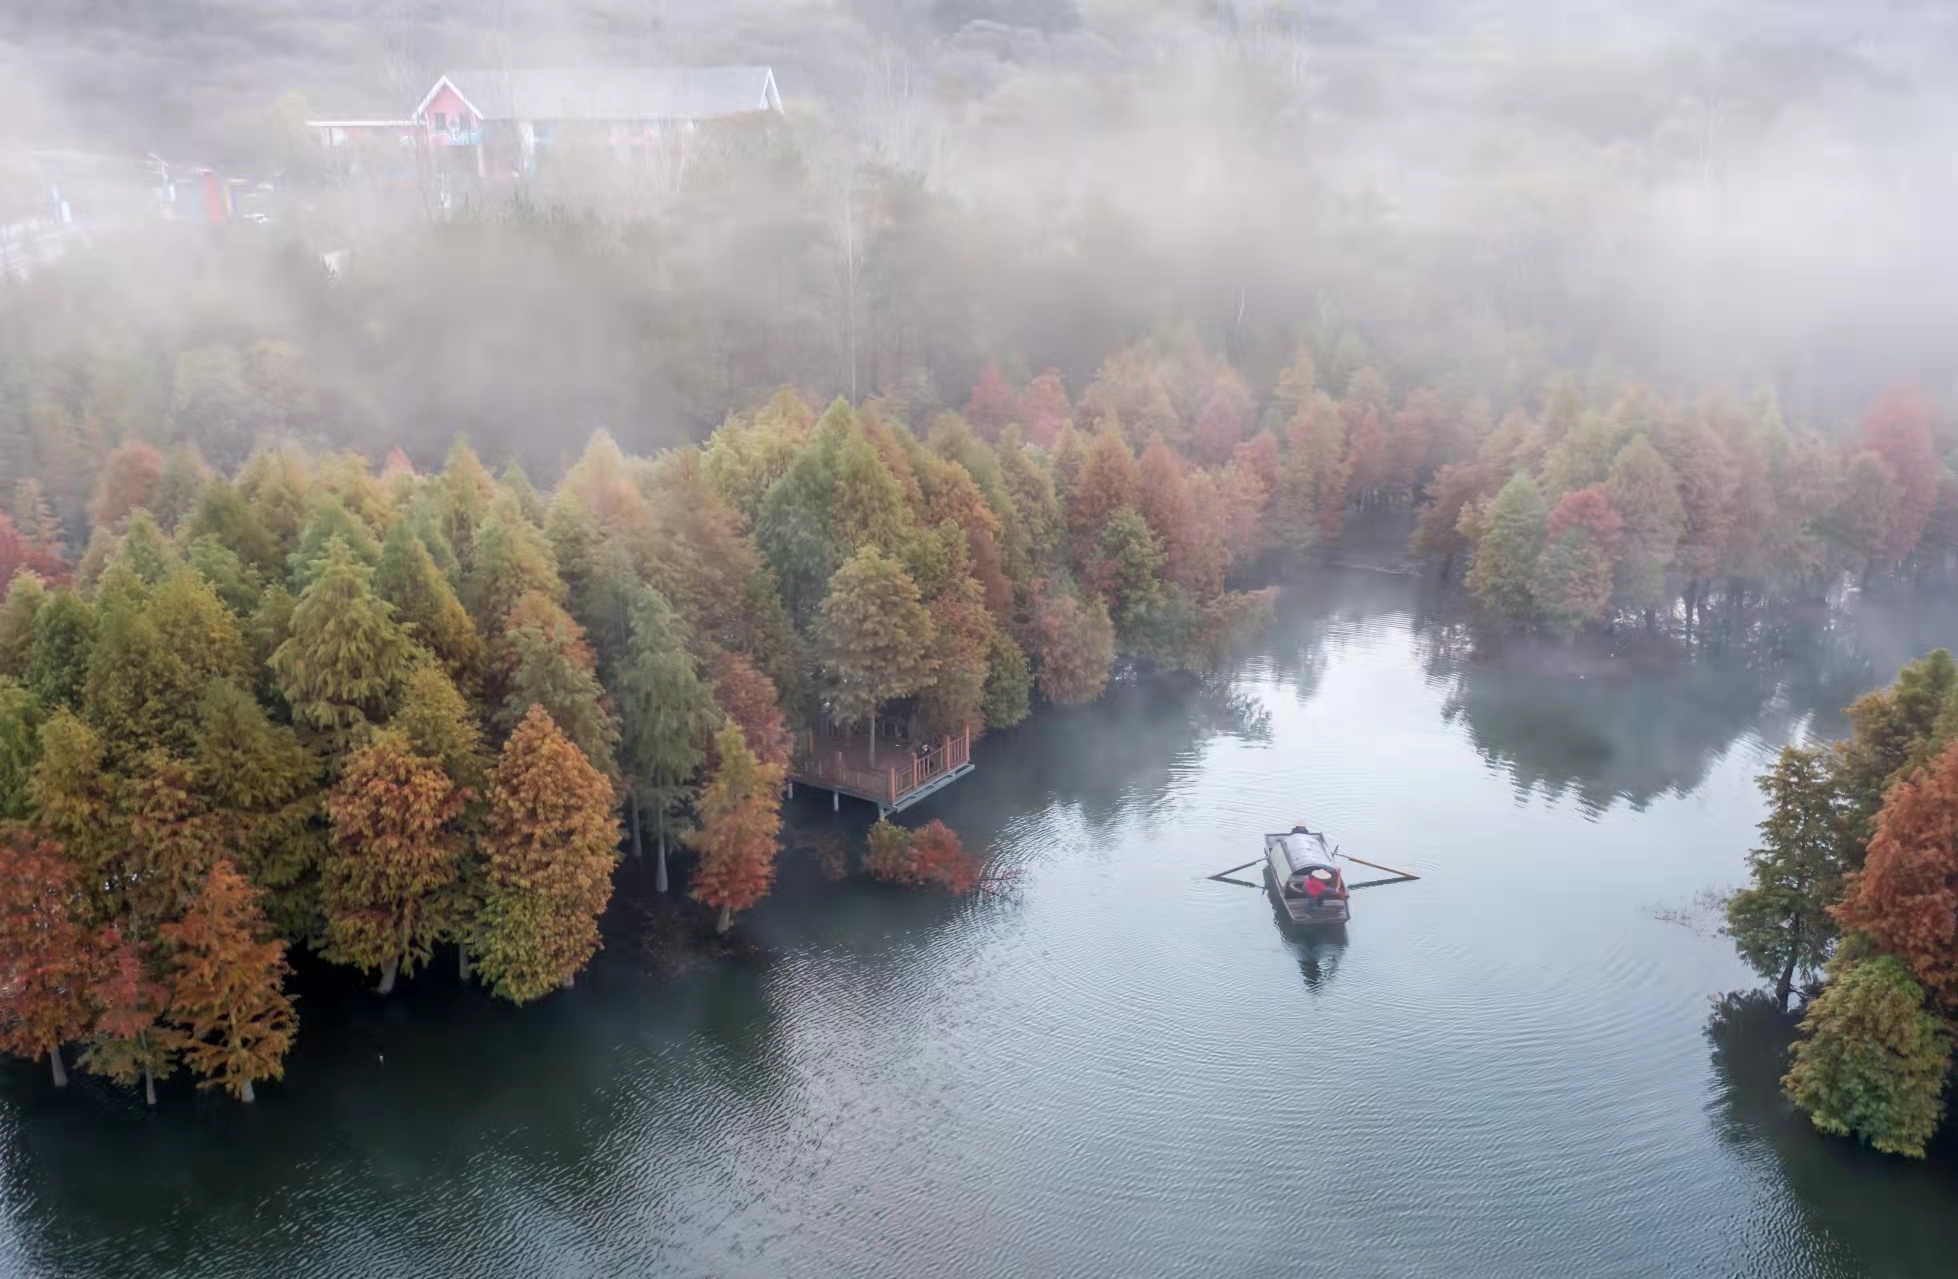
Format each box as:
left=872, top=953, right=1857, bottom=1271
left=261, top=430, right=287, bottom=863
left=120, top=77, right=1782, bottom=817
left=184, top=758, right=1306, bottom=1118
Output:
left=1270, top=893, right=1349, bottom=993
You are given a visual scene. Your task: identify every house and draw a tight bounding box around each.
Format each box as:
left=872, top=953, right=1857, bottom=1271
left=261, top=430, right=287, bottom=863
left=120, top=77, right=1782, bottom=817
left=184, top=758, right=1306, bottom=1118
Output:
left=309, top=67, right=784, bottom=180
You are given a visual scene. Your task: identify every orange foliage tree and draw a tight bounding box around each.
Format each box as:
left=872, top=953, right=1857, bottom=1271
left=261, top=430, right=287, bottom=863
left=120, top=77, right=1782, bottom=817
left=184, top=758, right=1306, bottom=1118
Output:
left=1137, top=437, right=1201, bottom=590
left=686, top=724, right=785, bottom=932
left=0, top=828, right=99, bottom=1086
left=1029, top=588, right=1115, bottom=705
left=90, top=440, right=166, bottom=531
left=473, top=705, right=620, bottom=1003
left=1836, top=738, right=1958, bottom=1011
left=322, top=731, right=468, bottom=994
left=1066, top=424, right=1139, bottom=567
left=160, top=859, right=296, bottom=1102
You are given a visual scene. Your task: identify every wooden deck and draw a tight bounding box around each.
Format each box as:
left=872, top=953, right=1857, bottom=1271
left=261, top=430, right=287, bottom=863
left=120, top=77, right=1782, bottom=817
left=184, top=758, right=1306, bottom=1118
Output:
left=790, top=724, right=975, bottom=815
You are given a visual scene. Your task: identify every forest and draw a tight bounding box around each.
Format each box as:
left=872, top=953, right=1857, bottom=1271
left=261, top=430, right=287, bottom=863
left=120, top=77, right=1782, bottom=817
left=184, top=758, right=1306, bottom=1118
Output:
left=7, top=0, right=1958, bottom=1151
left=0, top=337, right=1302, bottom=1103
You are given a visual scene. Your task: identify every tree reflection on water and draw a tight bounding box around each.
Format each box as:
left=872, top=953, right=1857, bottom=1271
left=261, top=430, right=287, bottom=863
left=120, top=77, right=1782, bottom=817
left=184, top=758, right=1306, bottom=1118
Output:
left=1703, top=990, right=1958, bottom=1276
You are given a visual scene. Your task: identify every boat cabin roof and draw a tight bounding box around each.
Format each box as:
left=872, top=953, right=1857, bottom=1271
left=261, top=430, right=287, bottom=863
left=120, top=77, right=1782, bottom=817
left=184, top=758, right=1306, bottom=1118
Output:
left=1266, top=829, right=1338, bottom=873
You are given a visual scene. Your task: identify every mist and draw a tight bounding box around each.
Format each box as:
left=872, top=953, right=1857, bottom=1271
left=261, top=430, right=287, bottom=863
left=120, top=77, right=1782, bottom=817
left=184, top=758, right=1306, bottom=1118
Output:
left=6, top=0, right=1958, bottom=475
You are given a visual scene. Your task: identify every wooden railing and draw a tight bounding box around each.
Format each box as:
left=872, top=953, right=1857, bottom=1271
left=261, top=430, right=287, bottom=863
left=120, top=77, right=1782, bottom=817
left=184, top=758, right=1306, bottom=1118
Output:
left=792, top=732, right=894, bottom=799
left=882, top=727, right=972, bottom=804
left=792, top=726, right=973, bottom=805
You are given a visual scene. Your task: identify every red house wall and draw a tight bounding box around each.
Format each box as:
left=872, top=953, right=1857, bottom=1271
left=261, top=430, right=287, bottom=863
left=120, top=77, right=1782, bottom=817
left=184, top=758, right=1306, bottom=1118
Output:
left=423, top=83, right=481, bottom=145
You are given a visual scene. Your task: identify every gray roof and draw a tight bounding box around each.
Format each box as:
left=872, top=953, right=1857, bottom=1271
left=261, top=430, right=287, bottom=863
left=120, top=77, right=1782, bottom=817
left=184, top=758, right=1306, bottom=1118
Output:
left=437, top=67, right=781, bottom=123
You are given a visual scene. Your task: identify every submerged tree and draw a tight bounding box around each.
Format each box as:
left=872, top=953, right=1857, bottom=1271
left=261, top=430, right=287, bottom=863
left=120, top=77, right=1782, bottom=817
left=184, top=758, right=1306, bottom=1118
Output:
left=322, top=731, right=467, bottom=994
left=0, top=828, right=98, bottom=1086
left=1466, top=473, right=1548, bottom=623
left=1725, top=747, right=1846, bottom=1011
left=1782, top=952, right=1950, bottom=1159
left=474, top=705, right=619, bottom=1003
left=160, top=860, right=296, bottom=1103
left=685, top=724, right=785, bottom=932
left=611, top=586, right=715, bottom=892
left=864, top=818, right=982, bottom=893
left=83, top=926, right=177, bottom=1106
left=1030, top=589, right=1115, bottom=706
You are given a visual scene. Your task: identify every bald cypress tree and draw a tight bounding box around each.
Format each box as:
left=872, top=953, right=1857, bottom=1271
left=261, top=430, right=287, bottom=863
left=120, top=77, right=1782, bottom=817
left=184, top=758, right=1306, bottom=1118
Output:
left=0, top=828, right=98, bottom=1087
left=1466, top=474, right=1548, bottom=624
left=818, top=547, right=936, bottom=765
left=376, top=520, right=484, bottom=693
left=160, top=860, right=295, bottom=1103
left=270, top=538, right=414, bottom=754
left=474, top=706, right=619, bottom=1003
left=323, top=731, right=467, bottom=994
left=611, top=586, right=715, bottom=893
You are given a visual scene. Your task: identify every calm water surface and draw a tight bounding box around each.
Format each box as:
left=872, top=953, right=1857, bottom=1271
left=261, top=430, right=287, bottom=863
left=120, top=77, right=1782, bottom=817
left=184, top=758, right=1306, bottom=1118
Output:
left=5, top=567, right=1958, bottom=1278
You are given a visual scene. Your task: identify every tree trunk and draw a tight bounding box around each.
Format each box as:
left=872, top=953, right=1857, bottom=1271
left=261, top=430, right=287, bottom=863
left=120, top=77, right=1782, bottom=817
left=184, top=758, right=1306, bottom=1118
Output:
left=241, top=1077, right=256, bottom=1104
left=1643, top=607, right=1656, bottom=633
left=869, top=717, right=878, bottom=767
left=656, top=822, right=669, bottom=894
left=377, top=955, right=399, bottom=996
left=630, top=791, right=643, bottom=860
left=717, top=904, right=733, bottom=933
left=1776, top=921, right=1802, bottom=1014
left=458, top=943, right=471, bottom=983
left=562, top=973, right=575, bottom=990
left=143, top=1059, right=157, bottom=1107
left=48, top=1046, right=66, bottom=1089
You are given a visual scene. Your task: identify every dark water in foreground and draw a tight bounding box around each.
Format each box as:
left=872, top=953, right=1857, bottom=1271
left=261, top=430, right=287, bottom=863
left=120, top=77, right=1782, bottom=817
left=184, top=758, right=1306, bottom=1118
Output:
left=6, top=567, right=1958, bottom=1278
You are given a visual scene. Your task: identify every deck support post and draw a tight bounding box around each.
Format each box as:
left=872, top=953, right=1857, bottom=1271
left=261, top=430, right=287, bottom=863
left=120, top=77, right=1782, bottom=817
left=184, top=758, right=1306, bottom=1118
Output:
left=832, top=789, right=840, bottom=812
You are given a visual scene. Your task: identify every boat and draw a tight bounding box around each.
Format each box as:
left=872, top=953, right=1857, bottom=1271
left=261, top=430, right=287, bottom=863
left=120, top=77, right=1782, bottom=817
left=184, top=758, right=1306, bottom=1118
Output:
left=1263, top=825, right=1351, bottom=928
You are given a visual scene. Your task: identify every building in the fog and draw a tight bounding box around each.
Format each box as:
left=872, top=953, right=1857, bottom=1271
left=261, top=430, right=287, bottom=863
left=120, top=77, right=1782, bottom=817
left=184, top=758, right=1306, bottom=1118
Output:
left=308, top=67, right=784, bottom=183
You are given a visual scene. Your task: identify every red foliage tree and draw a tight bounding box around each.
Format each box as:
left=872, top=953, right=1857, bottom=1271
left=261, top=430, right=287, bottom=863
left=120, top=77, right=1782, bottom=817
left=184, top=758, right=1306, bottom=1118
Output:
left=1019, top=370, right=1072, bottom=448
left=1232, top=430, right=1281, bottom=495
left=1836, top=738, right=1958, bottom=1012
left=1857, top=387, right=1941, bottom=563
left=1341, top=369, right=1392, bottom=502
left=1137, top=437, right=1201, bottom=589
left=1029, top=589, right=1115, bottom=705
left=965, top=361, right=1022, bottom=440
left=686, top=724, right=784, bottom=931
left=84, top=925, right=178, bottom=1105
left=1385, top=388, right=1441, bottom=501
left=160, top=859, right=296, bottom=1102
left=0, top=828, right=98, bottom=1086
left=90, top=440, right=166, bottom=531
left=709, top=652, right=792, bottom=772
left=0, top=513, right=70, bottom=591
left=1066, top=425, right=1139, bottom=567
left=865, top=819, right=982, bottom=893
left=1546, top=484, right=1625, bottom=550
left=1193, top=368, right=1254, bottom=465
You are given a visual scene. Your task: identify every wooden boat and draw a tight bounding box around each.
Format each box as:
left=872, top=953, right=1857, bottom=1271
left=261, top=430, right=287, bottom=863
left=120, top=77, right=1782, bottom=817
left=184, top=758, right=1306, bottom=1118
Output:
left=1263, top=825, right=1351, bottom=928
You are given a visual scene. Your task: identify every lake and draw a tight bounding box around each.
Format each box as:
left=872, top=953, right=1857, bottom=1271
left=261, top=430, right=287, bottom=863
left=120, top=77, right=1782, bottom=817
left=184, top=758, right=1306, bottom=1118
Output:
left=4, top=564, right=1957, bottom=1278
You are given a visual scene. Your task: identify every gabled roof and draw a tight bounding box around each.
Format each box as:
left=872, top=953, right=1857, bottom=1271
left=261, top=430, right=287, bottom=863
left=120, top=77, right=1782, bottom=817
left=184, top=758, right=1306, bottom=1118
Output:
left=432, top=67, right=781, bottom=123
